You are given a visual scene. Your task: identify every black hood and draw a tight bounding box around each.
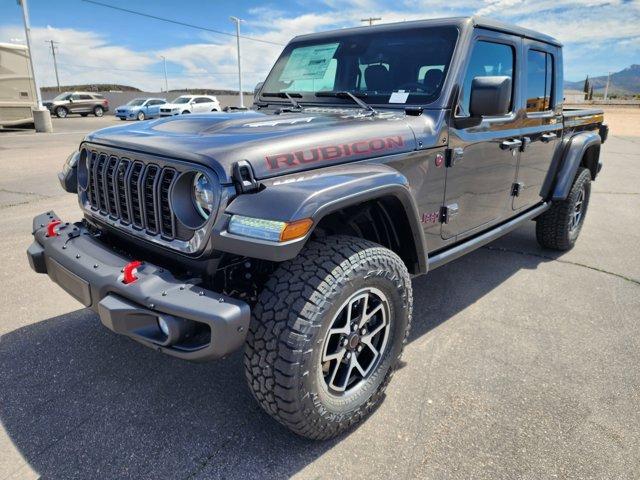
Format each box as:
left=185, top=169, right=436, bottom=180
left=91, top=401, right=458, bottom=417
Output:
left=84, top=109, right=440, bottom=183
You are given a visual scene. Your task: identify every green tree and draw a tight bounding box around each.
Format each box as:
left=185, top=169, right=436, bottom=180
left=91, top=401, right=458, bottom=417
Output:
left=583, top=76, right=590, bottom=100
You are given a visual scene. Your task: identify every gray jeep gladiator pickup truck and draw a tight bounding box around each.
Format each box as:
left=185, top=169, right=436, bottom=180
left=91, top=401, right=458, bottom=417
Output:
left=28, top=16, right=608, bottom=439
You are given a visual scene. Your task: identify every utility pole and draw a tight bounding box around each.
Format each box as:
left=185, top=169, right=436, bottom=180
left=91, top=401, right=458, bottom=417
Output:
left=361, top=17, right=382, bottom=26
left=230, top=16, right=244, bottom=108
left=160, top=55, right=168, bottom=92
left=46, top=40, right=61, bottom=92
left=603, top=71, right=611, bottom=101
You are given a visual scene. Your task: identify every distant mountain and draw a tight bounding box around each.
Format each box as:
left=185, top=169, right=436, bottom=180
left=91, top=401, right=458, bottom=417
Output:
left=41, top=84, right=141, bottom=93
left=565, top=65, right=640, bottom=95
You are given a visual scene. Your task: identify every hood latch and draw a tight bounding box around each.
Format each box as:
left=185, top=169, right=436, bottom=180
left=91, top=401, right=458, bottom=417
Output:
left=232, top=160, right=261, bottom=194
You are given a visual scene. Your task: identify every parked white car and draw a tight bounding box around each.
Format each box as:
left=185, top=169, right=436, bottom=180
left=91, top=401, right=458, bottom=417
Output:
left=159, top=95, right=221, bottom=116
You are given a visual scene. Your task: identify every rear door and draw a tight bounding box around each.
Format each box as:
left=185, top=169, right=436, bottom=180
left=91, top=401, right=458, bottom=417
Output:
left=512, top=41, right=562, bottom=210
left=443, top=30, right=523, bottom=241
left=193, top=97, right=209, bottom=112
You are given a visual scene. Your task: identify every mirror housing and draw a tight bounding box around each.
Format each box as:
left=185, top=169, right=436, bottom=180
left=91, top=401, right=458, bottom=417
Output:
left=469, top=76, right=512, bottom=117
left=254, top=81, right=264, bottom=97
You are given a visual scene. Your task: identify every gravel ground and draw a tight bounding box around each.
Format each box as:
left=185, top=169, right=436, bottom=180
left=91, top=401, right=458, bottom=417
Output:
left=0, top=114, right=638, bottom=480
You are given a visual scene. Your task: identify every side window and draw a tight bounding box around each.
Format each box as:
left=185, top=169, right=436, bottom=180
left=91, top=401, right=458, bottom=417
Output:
left=70, top=94, right=82, bottom=100
left=459, top=40, right=514, bottom=116
left=79, top=94, right=92, bottom=100
left=526, top=50, right=553, bottom=112
left=196, top=97, right=210, bottom=103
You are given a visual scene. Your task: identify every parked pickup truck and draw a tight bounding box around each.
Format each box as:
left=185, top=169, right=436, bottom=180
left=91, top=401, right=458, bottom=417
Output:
left=28, top=16, right=607, bottom=439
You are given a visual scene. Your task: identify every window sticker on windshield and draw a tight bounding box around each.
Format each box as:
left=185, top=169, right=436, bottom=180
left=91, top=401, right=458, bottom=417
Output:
left=389, top=91, right=409, bottom=104
left=280, top=43, right=339, bottom=81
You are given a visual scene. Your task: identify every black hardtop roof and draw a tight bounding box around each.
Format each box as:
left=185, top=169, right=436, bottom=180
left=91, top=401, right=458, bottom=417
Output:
left=292, top=16, right=562, bottom=47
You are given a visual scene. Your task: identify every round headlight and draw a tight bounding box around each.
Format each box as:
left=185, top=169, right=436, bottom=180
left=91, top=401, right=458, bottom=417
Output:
left=193, top=173, right=215, bottom=219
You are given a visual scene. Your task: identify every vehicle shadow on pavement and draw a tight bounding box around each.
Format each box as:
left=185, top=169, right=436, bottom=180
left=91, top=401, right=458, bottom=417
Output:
left=0, top=225, right=553, bottom=479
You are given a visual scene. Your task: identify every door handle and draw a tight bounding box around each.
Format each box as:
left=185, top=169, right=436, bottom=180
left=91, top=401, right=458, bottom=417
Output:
left=500, top=139, right=522, bottom=150
left=541, top=132, right=558, bottom=143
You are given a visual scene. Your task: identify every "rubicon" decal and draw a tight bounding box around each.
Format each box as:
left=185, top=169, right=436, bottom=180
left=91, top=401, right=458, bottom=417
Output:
left=265, top=135, right=404, bottom=170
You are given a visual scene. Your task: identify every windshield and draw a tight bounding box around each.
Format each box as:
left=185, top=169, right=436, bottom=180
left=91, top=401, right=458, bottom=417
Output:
left=53, top=93, right=72, bottom=101
left=173, top=97, right=192, bottom=104
left=127, top=99, right=145, bottom=106
left=261, top=25, right=458, bottom=106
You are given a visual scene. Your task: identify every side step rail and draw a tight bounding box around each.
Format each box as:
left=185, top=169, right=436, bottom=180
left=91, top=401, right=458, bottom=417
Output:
left=427, top=203, right=549, bottom=270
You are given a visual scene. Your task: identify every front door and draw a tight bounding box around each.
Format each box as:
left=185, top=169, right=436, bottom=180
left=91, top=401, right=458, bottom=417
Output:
left=512, top=40, right=562, bottom=210
left=443, top=31, right=523, bottom=241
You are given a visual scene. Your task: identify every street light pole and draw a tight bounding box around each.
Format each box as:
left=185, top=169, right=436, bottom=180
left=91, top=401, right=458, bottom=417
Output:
left=603, top=71, right=611, bottom=101
left=160, top=55, right=168, bottom=92
left=46, top=40, right=61, bottom=93
left=230, top=16, right=244, bottom=108
left=18, top=0, right=52, bottom=132
left=18, top=0, right=42, bottom=107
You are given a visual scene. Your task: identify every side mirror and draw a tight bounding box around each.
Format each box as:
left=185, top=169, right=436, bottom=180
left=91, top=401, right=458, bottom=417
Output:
left=469, top=76, right=512, bottom=117
left=254, top=81, right=264, bottom=97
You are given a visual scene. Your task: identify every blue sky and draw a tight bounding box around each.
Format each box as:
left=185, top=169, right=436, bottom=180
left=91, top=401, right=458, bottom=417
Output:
left=1, top=0, right=639, bottom=91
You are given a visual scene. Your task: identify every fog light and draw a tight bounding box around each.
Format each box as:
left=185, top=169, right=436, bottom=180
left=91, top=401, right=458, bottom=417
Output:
left=158, top=317, right=170, bottom=336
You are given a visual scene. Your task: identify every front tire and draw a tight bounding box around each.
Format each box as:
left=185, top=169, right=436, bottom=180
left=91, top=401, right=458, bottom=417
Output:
left=536, top=167, right=591, bottom=250
left=55, top=107, right=68, bottom=118
left=244, top=235, right=412, bottom=439
left=137, top=111, right=146, bottom=121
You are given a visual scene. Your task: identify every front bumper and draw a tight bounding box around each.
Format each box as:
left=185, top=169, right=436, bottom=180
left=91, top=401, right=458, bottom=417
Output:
left=27, top=211, right=250, bottom=361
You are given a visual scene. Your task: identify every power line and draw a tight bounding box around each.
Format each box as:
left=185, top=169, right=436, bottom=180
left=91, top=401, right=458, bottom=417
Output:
left=81, top=0, right=285, bottom=46
left=56, top=62, right=266, bottom=76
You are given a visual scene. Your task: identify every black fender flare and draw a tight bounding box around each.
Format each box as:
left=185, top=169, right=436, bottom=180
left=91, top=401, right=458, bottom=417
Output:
left=551, top=131, right=601, bottom=201
left=211, top=163, right=428, bottom=272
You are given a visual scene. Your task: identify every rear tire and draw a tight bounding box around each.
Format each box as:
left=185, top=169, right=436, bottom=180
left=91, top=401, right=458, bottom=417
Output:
left=244, top=235, right=412, bottom=440
left=93, top=106, right=104, bottom=117
left=536, top=167, right=591, bottom=250
left=55, top=107, right=68, bottom=118
left=181, top=110, right=190, bottom=114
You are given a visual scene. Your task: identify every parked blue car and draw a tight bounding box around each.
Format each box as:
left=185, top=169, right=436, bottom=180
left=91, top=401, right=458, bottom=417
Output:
left=115, top=98, right=167, bottom=121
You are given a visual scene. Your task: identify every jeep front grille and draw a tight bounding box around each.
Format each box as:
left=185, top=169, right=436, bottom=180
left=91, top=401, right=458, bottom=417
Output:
left=85, top=151, right=178, bottom=239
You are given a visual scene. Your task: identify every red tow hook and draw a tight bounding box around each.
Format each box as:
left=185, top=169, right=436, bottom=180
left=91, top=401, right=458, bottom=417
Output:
left=122, top=260, right=143, bottom=285
left=46, top=220, right=62, bottom=237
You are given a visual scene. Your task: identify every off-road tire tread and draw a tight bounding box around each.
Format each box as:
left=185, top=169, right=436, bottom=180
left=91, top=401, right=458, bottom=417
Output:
left=244, top=235, right=412, bottom=440
left=536, top=167, right=591, bottom=250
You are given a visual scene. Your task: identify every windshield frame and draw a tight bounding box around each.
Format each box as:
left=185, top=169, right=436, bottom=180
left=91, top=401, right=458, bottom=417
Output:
left=258, top=24, right=460, bottom=110
left=53, top=93, right=72, bottom=101
left=173, top=96, right=193, bottom=104
left=126, top=99, right=146, bottom=106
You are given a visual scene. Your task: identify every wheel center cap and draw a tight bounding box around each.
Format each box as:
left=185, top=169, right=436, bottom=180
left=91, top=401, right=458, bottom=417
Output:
left=348, top=333, right=360, bottom=350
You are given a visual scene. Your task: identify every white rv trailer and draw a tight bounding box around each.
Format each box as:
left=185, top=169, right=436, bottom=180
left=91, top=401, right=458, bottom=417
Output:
left=0, top=42, right=37, bottom=128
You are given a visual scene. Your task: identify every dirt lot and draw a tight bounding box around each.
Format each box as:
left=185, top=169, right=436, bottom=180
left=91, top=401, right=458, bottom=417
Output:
left=0, top=110, right=639, bottom=479
left=567, top=104, right=640, bottom=136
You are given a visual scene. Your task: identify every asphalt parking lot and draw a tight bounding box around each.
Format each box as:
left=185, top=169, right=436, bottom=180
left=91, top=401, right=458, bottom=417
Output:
left=1, top=115, right=639, bottom=479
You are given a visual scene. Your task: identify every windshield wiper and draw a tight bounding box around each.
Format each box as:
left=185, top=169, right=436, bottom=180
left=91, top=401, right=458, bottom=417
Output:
left=315, top=91, right=377, bottom=116
left=261, top=92, right=303, bottom=111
